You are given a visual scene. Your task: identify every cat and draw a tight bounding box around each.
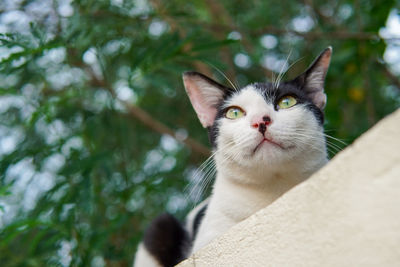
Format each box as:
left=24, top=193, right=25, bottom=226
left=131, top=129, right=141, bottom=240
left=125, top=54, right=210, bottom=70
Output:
left=134, top=47, right=332, bottom=267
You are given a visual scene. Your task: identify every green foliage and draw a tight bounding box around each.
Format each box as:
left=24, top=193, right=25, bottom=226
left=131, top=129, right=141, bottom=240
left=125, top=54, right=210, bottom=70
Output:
left=0, top=0, right=399, bottom=266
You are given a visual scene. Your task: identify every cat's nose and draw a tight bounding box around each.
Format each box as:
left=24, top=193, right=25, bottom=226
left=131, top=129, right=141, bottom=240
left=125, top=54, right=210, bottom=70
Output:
left=251, top=115, right=272, bottom=135
left=262, top=116, right=271, bottom=124
left=258, top=123, right=266, bottom=135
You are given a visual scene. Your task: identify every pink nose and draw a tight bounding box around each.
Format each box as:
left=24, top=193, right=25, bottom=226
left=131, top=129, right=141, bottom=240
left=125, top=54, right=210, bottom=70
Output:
left=251, top=115, right=272, bottom=129
left=251, top=116, right=272, bottom=135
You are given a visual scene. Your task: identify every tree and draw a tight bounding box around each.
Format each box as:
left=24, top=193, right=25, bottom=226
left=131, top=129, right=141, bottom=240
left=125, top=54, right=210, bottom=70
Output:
left=0, top=0, right=399, bottom=265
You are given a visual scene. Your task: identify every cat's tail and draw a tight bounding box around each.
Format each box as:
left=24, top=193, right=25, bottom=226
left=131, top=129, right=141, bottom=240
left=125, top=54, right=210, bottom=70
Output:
left=133, top=213, right=189, bottom=267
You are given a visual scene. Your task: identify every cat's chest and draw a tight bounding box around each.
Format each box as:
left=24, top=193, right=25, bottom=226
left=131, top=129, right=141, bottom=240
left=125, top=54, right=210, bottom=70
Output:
left=191, top=180, right=273, bottom=252
left=211, top=179, right=276, bottom=221
left=191, top=190, right=262, bottom=253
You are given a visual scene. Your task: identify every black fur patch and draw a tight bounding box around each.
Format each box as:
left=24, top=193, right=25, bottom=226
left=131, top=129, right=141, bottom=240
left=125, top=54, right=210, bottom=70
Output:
left=143, top=213, right=188, bottom=267
left=192, top=204, right=207, bottom=241
left=254, top=82, right=325, bottom=125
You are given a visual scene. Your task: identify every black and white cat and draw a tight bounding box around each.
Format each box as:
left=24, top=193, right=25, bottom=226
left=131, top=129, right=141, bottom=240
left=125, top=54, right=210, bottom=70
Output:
left=134, top=47, right=332, bottom=267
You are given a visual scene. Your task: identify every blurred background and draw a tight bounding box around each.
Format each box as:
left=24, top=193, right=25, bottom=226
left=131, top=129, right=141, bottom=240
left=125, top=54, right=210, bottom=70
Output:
left=0, top=0, right=399, bottom=266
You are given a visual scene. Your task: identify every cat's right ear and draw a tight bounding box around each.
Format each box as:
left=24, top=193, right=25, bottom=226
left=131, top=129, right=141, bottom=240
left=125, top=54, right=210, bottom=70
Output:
left=183, top=72, right=230, bottom=128
left=292, top=47, right=332, bottom=110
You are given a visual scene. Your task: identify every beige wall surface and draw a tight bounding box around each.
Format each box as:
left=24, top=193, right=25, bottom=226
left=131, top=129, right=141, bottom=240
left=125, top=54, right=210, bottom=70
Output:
left=179, top=109, right=400, bottom=267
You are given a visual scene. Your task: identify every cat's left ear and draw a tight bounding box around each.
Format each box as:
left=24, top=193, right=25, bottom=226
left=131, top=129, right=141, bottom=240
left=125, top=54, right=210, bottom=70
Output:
left=292, top=47, right=332, bottom=109
left=183, top=72, right=231, bottom=128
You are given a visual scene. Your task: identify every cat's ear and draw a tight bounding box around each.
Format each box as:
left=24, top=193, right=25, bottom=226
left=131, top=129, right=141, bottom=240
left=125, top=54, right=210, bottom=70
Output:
left=292, top=47, right=332, bottom=109
left=183, top=71, right=230, bottom=128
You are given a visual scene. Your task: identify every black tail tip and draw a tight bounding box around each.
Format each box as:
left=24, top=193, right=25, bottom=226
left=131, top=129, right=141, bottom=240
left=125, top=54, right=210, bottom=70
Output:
left=143, top=213, right=188, bottom=267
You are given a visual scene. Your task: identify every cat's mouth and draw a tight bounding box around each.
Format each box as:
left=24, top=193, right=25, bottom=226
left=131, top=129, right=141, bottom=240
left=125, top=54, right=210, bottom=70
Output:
left=252, top=138, right=288, bottom=153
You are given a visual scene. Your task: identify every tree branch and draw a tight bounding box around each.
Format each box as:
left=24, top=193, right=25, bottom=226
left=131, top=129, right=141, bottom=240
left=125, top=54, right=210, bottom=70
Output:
left=203, top=23, right=398, bottom=41
left=204, top=0, right=237, bottom=79
left=149, top=0, right=215, bottom=78
left=121, top=101, right=211, bottom=157
left=81, top=56, right=211, bottom=158
left=302, top=0, right=337, bottom=27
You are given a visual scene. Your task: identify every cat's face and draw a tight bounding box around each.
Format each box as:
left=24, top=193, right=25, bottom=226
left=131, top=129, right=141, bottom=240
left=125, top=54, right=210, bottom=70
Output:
left=214, top=83, right=325, bottom=170
left=183, top=48, right=332, bottom=175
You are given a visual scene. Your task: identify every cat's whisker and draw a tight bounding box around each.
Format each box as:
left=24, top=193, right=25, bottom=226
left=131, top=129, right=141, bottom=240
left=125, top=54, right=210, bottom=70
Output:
left=271, top=71, right=276, bottom=88
left=305, top=133, right=345, bottom=152
left=280, top=127, right=346, bottom=145
left=325, top=140, right=343, bottom=152
left=275, top=56, right=305, bottom=89
left=323, top=134, right=348, bottom=146
left=195, top=162, right=215, bottom=187
left=185, top=134, right=255, bottom=204
left=295, top=127, right=347, bottom=144
left=287, top=138, right=327, bottom=154
left=192, top=166, right=216, bottom=205
left=274, top=49, right=292, bottom=89
left=184, top=153, right=217, bottom=204
left=215, top=136, right=256, bottom=164
left=294, top=139, right=329, bottom=154
left=204, top=61, right=239, bottom=92
left=276, top=131, right=342, bottom=155
left=276, top=127, right=347, bottom=151
left=272, top=131, right=330, bottom=154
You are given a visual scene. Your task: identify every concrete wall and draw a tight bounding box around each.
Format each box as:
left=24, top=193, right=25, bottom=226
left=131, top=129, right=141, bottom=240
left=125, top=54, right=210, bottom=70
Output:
left=178, top=109, right=400, bottom=267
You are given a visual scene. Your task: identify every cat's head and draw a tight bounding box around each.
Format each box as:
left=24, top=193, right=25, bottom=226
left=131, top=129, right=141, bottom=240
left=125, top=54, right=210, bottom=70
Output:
left=183, top=48, right=332, bottom=176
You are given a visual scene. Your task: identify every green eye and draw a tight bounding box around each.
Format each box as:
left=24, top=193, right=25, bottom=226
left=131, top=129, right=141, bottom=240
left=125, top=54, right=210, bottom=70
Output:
left=278, top=96, right=297, bottom=109
left=225, top=106, right=245, bottom=119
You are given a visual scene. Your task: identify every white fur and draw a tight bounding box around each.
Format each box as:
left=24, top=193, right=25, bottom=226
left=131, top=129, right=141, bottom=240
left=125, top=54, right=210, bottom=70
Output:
left=134, top=243, right=162, bottom=267
left=185, top=198, right=210, bottom=240
left=191, top=86, right=328, bottom=252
